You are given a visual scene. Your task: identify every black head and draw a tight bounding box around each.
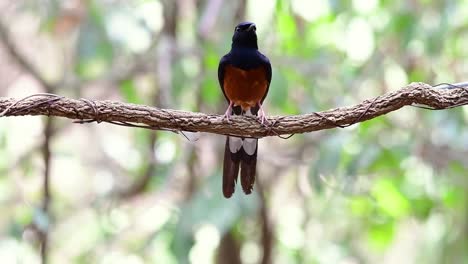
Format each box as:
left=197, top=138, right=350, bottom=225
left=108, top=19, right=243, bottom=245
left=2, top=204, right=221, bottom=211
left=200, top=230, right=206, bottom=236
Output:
left=232, top=22, right=258, bottom=49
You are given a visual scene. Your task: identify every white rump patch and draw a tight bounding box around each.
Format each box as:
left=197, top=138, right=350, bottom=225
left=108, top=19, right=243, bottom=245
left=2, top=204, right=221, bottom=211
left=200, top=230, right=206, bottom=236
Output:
left=244, top=108, right=254, bottom=116
left=229, top=137, right=243, bottom=153
left=243, top=138, right=257, bottom=155
left=228, top=107, right=257, bottom=155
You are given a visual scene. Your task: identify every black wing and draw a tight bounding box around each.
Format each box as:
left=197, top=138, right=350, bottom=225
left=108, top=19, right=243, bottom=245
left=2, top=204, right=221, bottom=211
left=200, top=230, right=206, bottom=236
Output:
left=218, top=53, right=231, bottom=102
left=258, top=52, right=272, bottom=103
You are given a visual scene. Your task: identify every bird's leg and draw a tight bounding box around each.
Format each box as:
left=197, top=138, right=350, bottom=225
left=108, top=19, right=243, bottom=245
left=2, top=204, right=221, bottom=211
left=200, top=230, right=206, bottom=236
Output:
left=257, top=102, right=268, bottom=125
left=223, top=101, right=234, bottom=122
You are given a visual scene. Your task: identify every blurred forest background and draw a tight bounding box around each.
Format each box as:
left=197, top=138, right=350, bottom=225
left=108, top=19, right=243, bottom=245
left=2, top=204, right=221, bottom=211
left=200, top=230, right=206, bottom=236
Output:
left=1, top=0, right=468, bottom=263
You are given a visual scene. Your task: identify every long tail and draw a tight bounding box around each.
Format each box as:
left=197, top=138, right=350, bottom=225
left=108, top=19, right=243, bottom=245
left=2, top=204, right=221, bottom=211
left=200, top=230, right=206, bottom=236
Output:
left=240, top=138, right=257, bottom=194
left=223, top=137, right=240, bottom=198
left=222, top=106, right=259, bottom=198
left=223, top=135, right=258, bottom=198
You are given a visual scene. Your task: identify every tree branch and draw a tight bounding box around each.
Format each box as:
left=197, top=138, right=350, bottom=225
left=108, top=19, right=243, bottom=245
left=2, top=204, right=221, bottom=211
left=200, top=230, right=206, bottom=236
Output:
left=0, top=82, right=467, bottom=138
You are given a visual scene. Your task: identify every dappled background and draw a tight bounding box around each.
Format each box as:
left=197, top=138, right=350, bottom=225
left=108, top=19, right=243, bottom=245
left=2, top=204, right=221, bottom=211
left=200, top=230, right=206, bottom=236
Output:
left=1, top=0, right=468, bottom=263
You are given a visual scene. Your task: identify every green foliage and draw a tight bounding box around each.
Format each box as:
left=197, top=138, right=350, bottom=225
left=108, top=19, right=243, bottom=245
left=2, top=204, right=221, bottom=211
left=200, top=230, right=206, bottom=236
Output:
left=75, top=21, right=113, bottom=79
left=372, top=178, right=410, bottom=219
left=119, top=79, right=142, bottom=104
left=367, top=220, right=395, bottom=251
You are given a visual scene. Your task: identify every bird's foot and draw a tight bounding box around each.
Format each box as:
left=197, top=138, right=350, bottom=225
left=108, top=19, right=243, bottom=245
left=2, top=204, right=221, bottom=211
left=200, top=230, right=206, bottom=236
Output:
left=257, top=103, right=269, bottom=125
left=222, top=101, right=233, bottom=123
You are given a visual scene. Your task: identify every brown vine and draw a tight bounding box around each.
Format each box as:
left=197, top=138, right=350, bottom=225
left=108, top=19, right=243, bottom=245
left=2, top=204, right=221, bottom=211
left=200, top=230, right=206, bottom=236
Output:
left=1, top=82, right=467, bottom=138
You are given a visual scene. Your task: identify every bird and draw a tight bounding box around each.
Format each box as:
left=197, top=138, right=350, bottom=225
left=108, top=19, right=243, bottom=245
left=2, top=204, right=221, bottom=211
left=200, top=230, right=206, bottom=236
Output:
left=218, top=21, right=272, bottom=198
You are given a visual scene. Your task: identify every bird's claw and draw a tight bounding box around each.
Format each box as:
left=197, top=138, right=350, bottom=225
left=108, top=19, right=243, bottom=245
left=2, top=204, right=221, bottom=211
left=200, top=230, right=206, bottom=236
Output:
left=222, top=113, right=232, bottom=123
left=257, top=103, right=269, bottom=125
left=222, top=101, right=233, bottom=123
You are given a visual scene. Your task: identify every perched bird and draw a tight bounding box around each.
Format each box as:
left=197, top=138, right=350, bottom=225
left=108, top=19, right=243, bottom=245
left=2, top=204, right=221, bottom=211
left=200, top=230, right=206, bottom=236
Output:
left=218, top=22, right=272, bottom=198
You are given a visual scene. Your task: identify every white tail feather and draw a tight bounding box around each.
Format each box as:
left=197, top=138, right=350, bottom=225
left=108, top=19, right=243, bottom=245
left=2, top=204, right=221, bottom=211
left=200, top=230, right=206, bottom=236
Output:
left=243, top=138, right=257, bottom=155
left=229, top=137, right=243, bottom=153
left=227, top=107, right=257, bottom=155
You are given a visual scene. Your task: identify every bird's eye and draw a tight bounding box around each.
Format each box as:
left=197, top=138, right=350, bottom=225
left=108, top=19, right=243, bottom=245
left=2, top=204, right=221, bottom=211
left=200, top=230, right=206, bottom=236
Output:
left=235, top=27, right=240, bottom=32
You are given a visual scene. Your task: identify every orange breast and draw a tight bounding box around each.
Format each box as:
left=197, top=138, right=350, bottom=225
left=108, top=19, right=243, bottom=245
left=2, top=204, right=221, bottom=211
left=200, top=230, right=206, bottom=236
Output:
left=223, top=65, right=269, bottom=110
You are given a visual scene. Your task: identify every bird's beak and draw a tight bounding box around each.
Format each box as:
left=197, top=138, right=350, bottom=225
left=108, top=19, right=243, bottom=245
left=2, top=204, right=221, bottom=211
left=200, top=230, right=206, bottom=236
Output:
left=247, top=23, right=256, bottom=31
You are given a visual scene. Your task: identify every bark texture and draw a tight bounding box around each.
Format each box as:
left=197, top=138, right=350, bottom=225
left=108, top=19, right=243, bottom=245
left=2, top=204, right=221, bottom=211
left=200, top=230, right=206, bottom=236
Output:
left=1, top=83, right=467, bottom=138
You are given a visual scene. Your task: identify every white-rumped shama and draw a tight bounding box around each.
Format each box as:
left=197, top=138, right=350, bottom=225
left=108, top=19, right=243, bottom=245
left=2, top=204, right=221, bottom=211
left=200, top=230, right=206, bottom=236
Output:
left=218, top=22, right=272, bottom=198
